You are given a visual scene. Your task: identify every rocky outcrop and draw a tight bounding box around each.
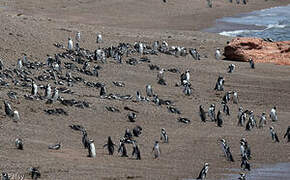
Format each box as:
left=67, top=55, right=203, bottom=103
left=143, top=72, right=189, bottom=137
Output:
left=224, top=37, right=290, bottom=65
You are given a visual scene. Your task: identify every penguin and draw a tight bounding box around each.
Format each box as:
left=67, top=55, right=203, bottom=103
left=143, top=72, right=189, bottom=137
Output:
left=242, top=0, right=247, bottom=5
left=13, top=110, right=20, bottom=122
left=270, top=106, right=277, bottom=122
left=153, top=41, right=159, bottom=51
left=45, top=83, right=52, bottom=99
left=146, top=84, right=153, bottom=97
left=103, top=136, right=116, bottom=155
left=48, top=143, right=61, bottom=150
left=222, top=101, right=230, bottom=116
left=157, top=68, right=165, bottom=80
left=208, top=104, right=216, bottom=121
left=138, top=42, right=144, bottom=55
left=51, top=88, right=59, bottom=102
left=238, top=172, right=246, bottom=180
left=152, top=141, right=161, bottom=159
left=118, top=138, right=128, bottom=157
left=207, top=0, right=213, bottom=8
left=249, top=59, right=255, bottom=69
left=236, top=0, right=240, bottom=4
left=0, top=59, right=4, bottom=70
left=68, top=37, right=74, bottom=51
left=167, top=106, right=181, bottom=114
left=222, top=91, right=231, bottom=103
left=15, top=138, right=23, bottom=150
left=88, top=139, right=96, bottom=158
left=199, top=105, right=207, bottom=122
left=4, top=101, right=13, bottom=117
left=29, top=167, right=41, bottom=180
left=284, top=126, right=290, bottom=142
left=248, top=111, right=257, bottom=128
left=220, top=139, right=228, bottom=157
left=17, top=59, right=23, bottom=70
left=240, top=141, right=246, bottom=158
left=128, top=112, right=137, bottom=122
left=75, top=31, right=81, bottom=42
left=269, top=126, right=280, bottom=143
left=183, top=84, right=192, bottom=96
left=124, top=128, right=133, bottom=141
left=197, top=162, right=209, bottom=180
left=232, top=91, right=238, bottom=104
left=214, top=76, right=224, bottom=91
left=132, top=141, right=141, bottom=160
left=136, top=91, right=141, bottom=102
left=241, top=155, right=251, bottom=171
left=189, top=48, right=200, bottom=60
left=100, top=85, right=107, bottom=96
left=132, top=125, right=142, bottom=137
left=160, top=128, right=168, bottom=143
left=1, top=172, right=9, bottom=180
left=31, top=81, right=38, bottom=97
left=217, top=110, right=223, bottom=127
left=185, top=70, right=190, bottom=83
left=240, top=138, right=251, bottom=159
left=220, top=140, right=234, bottom=162
left=215, top=48, right=221, bottom=60
left=238, top=108, right=246, bottom=126
left=82, top=130, right=90, bottom=149
left=228, top=64, right=235, bottom=73
left=258, top=112, right=267, bottom=128
left=96, top=33, right=102, bottom=43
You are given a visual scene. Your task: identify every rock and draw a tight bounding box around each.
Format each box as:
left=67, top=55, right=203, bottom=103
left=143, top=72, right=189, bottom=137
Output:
left=224, top=37, right=290, bottom=65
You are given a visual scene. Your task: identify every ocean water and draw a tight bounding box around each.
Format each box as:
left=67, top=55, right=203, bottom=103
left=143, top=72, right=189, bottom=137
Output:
left=205, top=4, right=290, bottom=41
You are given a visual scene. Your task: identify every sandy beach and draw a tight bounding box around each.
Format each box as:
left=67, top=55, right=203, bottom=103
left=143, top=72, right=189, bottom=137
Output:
left=0, top=0, right=290, bottom=179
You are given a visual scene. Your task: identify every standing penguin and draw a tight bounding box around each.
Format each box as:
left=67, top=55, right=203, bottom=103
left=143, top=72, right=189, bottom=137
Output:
left=217, top=110, right=223, bottom=127
left=100, top=85, right=107, bottom=96
left=132, top=141, right=141, bottom=160
left=45, top=83, right=52, bottom=99
left=4, top=101, right=13, bottom=117
left=232, top=91, right=239, bottom=104
left=215, top=48, right=221, bottom=60
left=13, top=110, right=20, bottom=122
left=269, top=126, right=280, bottom=143
left=270, top=106, right=278, bottom=122
left=103, top=136, right=116, bottom=155
left=160, top=128, right=168, bottom=143
left=241, top=155, right=251, bottom=171
left=1, top=172, right=10, bottom=180
left=258, top=112, right=267, bottom=128
left=152, top=141, right=161, bottom=159
left=214, top=76, right=224, bottom=91
left=208, top=104, right=216, bottom=122
left=96, top=33, right=103, bottom=43
left=82, top=130, right=90, bottom=149
left=222, top=101, right=230, bottom=116
left=75, top=32, right=81, bottom=42
left=146, top=84, right=153, bottom=97
left=68, top=37, right=74, bottom=51
left=183, top=84, right=192, bottom=96
left=51, top=88, right=59, bottom=102
left=197, top=162, right=209, bottom=180
left=31, top=81, right=38, bottom=97
left=284, top=126, right=290, bottom=142
left=17, top=59, right=23, bottom=70
left=199, top=105, right=207, bottom=122
left=88, top=139, right=96, bottom=158
left=207, top=0, right=213, bottom=8
left=118, top=139, right=128, bottom=157
left=238, top=172, right=246, bottom=180
left=249, top=59, right=255, bottom=69
left=15, top=138, right=23, bottom=150
left=228, top=64, right=235, bottom=73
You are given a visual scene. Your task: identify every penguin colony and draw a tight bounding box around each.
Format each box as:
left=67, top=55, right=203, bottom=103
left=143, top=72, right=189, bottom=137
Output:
left=0, top=31, right=289, bottom=180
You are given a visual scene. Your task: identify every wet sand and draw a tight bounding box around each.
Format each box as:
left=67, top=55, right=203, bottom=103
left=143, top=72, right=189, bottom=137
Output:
left=0, top=0, right=290, bottom=179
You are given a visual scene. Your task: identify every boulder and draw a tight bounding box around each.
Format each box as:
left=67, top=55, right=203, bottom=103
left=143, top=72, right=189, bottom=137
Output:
left=224, top=37, right=290, bottom=65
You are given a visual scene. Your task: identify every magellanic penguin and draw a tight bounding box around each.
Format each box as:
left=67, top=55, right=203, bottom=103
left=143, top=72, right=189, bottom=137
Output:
left=232, top=91, right=238, bottom=104
left=4, top=101, right=14, bottom=117
left=128, top=112, right=137, bottom=122
left=118, top=138, right=128, bottom=157
left=160, top=128, right=169, bottom=143
left=29, top=167, right=41, bottom=180
left=183, top=84, right=192, bottom=96
left=100, top=85, right=107, bottom=97
left=68, top=37, right=74, bottom=51
left=208, top=104, right=216, bottom=122
left=238, top=172, right=246, bottom=180
left=82, top=130, right=90, bottom=149
left=157, top=68, right=165, bottom=80
left=103, top=136, right=116, bottom=155
left=241, top=155, right=251, bottom=171
left=17, top=58, right=23, bottom=70
left=217, top=110, right=223, bottom=127
left=214, top=76, right=224, bottom=91
left=31, top=81, right=38, bottom=97
left=88, top=139, right=96, bottom=158
left=207, top=0, right=213, bottom=8
left=15, top=138, right=23, bottom=150
left=228, top=64, right=235, bottom=73
left=222, top=101, right=230, bottom=116
left=189, top=48, right=200, bottom=60
left=215, top=48, right=221, bottom=60
left=240, top=138, right=251, bottom=159
left=1, top=172, right=10, bottom=180
left=45, top=83, right=52, bottom=99
left=13, top=110, right=20, bottom=122
left=197, top=162, right=209, bottom=180
left=51, top=88, right=59, bottom=102
left=220, top=139, right=234, bottom=162
left=284, top=126, right=290, bottom=142
left=146, top=84, right=153, bottom=97
left=96, top=33, right=102, bottom=43
left=75, top=31, right=81, bottom=42
left=152, top=141, right=161, bottom=159
left=48, top=143, right=61, bottom=150
left=249, top=58, right=255, bottom=69
left=270, top=106, right=278, bottom=122
left=269, top=126, right=280, bottom=143
left=132, top=141, right=141, bottom=160
left=237, top=107, right=246, bottom=126
left=258, top=112, right=267, bottom=128
left=199, top=105, right=207, bottom=122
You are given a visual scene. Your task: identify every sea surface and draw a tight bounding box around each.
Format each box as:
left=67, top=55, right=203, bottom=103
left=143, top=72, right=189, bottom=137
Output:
left=205, top=4, right=290, bottom=41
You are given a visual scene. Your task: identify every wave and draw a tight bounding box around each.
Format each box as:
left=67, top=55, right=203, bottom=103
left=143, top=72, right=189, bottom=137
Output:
left=219, top=29, right=263, bottom=37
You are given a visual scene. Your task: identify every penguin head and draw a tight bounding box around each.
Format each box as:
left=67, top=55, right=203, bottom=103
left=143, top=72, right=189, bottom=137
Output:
left=269, top=126, right=274, bottom=130
left=204, top=162, right=209, bottom=166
